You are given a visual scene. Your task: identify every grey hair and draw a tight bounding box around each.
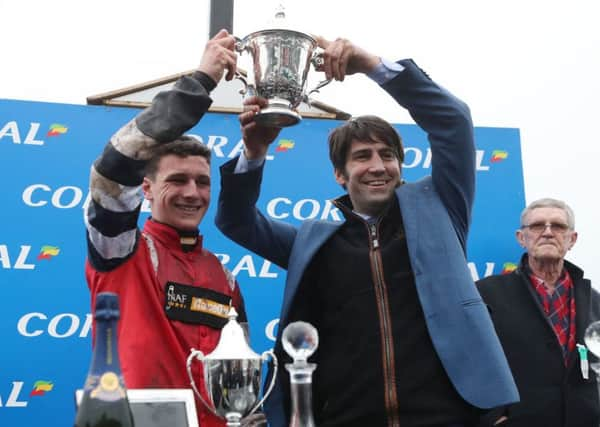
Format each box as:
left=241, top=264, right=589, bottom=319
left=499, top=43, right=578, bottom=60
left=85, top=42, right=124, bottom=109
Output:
left=519, top=198, right=575, bottom=229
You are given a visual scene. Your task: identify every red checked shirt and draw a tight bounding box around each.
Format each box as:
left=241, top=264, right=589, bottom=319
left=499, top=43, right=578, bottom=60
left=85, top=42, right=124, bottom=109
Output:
left=529, top=269, right=576, bottom=363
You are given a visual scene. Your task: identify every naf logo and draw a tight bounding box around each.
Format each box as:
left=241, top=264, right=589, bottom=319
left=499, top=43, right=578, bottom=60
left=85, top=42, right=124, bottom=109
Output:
left=0, top=380, right=53, bottom=407
left=0, top=121, right=68, bottom=146
left=0, top=244, right=60, bottom=269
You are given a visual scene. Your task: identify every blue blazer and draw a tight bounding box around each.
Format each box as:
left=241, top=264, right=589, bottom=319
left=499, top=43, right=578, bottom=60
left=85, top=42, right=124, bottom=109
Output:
left=216, top=59, right=518, bottom=426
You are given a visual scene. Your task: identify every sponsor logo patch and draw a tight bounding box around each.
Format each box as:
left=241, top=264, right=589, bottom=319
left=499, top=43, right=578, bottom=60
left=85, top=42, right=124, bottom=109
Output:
left=165, top=281, right=232, bottom=329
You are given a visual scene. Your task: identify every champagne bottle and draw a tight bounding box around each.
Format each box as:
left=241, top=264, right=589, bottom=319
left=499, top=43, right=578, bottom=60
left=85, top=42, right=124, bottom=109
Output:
left=74, top=292, right=134, bottom=427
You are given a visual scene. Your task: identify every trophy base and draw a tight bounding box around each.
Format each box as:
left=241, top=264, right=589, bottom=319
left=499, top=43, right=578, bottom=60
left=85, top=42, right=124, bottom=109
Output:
left=255, top=106, right=301, bottom=128
left=225, top=413, right=242, bottom=427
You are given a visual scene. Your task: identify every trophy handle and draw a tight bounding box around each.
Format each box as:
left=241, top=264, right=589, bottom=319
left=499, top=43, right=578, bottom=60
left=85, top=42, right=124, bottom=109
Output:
left=234, top=71, right=250, bottom=96
left=233, top=37, right=250, bottom=96
left=246, top=349, right=279, bottom=417
left=306, top=51, right=332, bottom=99
left=185, top=348, right=221, bottom=419
left=233, top=36, right=247, bottom=53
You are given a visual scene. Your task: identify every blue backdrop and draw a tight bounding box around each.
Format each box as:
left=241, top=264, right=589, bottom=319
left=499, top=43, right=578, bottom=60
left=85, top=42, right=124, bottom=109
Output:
left=0, top=98, right=525, bottom=426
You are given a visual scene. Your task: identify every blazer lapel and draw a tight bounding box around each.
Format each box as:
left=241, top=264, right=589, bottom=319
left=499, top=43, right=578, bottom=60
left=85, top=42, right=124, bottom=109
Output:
left=396, top=183, right=419, bottom=273
left=278, top=220, right=342, bottom=326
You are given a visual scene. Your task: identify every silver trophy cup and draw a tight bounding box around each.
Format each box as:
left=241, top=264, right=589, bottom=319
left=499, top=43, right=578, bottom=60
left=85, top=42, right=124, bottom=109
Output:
left=235, top=19, right=330, bottom=127
left=186, top=308, right=277, bottom=427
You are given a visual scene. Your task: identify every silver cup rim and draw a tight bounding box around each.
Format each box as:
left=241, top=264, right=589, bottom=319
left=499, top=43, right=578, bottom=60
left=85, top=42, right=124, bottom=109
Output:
left=242, top=28, right=316, bottom=45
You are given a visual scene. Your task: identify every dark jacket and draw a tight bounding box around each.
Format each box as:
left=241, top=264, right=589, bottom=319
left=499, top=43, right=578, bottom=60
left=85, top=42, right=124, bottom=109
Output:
left=284, top=196, right=479, bottom=426
left=476, top=255, right=600, bottom=427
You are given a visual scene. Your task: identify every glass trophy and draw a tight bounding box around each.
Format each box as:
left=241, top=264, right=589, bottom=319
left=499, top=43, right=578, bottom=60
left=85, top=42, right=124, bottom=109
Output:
left=282, top=321, right=319, bottom=427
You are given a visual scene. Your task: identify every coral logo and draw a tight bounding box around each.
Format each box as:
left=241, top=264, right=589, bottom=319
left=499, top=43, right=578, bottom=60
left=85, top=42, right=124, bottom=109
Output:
left=501, top=262, right=518, bottom=274
left=0, top=380, right=54, bottom=407
left=189, top=133, right=274, bottom=162
left=490, top=150, right=508, bottom=163
left=30, top=381, right=53, bottom=397
left=0, top=244, right=60, bottom=269
left=215, top=252, right=279, bottom=279
left=266, top=197, right=342, bottom=221
left=275, top=139, right=295, bottom=152
left=47, top=123, right=68, bottom=137
left=18, top=312, right=92, bottom=338
left=403, top=147, right=505, bottom=172
left=468, top=261, right=519, bottom=280
left=37, top=245, right=60, bottom=260
left=1, top=121, right=45, bottom=145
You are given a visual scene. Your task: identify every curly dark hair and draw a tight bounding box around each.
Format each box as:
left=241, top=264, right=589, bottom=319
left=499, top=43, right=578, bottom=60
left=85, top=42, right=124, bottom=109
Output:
left=144, top=136, right=211, bottom=180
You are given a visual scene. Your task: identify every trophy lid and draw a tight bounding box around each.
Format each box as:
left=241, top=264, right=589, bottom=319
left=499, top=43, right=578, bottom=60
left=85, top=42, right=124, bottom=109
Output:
left=242, top=4, right=315, bottom=44
left=282, top=321, right=319, bottom=364
left=269, top=3, right=291, bottom=30
left=204, top=307, right=261, bottom=360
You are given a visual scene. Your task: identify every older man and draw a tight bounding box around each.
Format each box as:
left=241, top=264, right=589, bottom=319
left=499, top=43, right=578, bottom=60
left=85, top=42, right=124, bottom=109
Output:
left=477, top=198, right=600, bottom=427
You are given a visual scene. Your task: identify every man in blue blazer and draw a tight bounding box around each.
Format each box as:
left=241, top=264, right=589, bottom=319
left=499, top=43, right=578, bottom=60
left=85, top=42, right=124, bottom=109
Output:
left=216, top=36, right=518, bottom=427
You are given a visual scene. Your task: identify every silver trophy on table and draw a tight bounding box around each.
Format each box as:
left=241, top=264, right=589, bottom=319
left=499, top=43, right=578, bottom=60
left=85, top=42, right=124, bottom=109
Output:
left=186, top=308, right=278, bottom=427
left=234, top=6, right=331, bottom=127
